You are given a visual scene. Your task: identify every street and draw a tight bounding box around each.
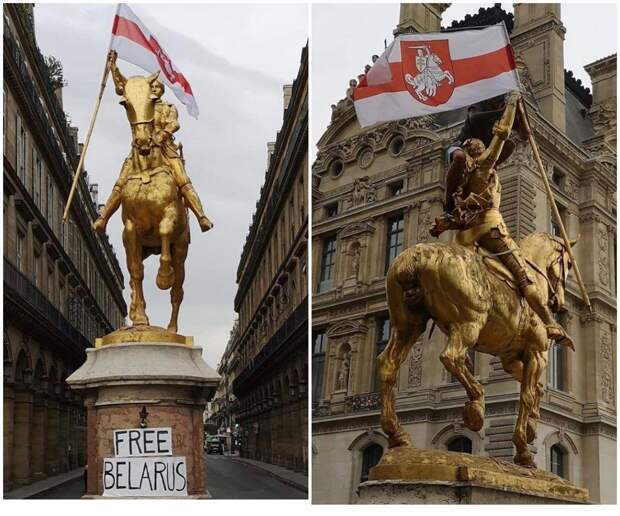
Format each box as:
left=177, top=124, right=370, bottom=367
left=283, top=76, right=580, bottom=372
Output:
left=33, top=454, right=306, bottom=499
left=205, top=454, right=306, bottom=499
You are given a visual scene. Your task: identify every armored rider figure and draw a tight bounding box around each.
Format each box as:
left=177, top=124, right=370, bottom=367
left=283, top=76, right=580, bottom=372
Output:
left=92, top=51, right=213, bottom=234
left=430, top=91, right=573, bottom=348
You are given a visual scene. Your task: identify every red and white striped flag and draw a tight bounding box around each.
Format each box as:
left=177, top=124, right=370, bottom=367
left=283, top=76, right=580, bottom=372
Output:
left=354, top=24, right=519, bottom=127
left=110, top=3, right=199, bottom=118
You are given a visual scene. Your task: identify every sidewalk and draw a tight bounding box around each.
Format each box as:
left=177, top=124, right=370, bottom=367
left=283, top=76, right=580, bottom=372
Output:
left=4, top=468, right=84, bottom=499
left=228, top=456, right=308, bottom=493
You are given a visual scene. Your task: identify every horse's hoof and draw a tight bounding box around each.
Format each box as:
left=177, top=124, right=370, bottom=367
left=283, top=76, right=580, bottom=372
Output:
left=167, top=325, right=178, bottom=334
left=156, top=267, right=174, bottom=290
left=526, top=420, right=537, bottom=444
left=388, top=429, right=412, bottom=449
left=514, top=451, right=536, bottom=469
left=463, top=400, right=485, bottom=432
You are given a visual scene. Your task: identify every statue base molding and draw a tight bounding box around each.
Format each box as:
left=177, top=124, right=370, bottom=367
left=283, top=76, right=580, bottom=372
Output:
left=360, top=447, right=588, bottom=504
left=67, top=339, right=219, bottom=497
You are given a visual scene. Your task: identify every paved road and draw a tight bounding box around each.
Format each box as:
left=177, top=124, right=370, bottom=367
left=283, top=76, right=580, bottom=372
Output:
left=32, top=476, right=85, bottom=499
left=205, top=453, right=306, bottom=499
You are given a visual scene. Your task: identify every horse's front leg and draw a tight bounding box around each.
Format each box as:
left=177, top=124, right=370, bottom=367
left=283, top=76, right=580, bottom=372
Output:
left=513, top=346, right=545, bottom=468
left=156, top=211, right=175, bottom=290
left=167, top=228, right=188, bottom=333
left=440, top=322, right=485, bottom=432
left=123, top=220, right=149, bottom=326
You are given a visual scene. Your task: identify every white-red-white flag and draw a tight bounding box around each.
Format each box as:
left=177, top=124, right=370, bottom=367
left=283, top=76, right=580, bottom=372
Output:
left=354, top=24, right=519, bottom=127
left=110, top=3, right=199, bottom=118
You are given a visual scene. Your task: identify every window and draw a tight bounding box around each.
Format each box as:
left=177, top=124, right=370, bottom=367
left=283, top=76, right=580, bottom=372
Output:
left=34, top=252, right=42, bottom=289
left=550, top=218, right=561, bottom=237
left=389, top=135, right=405, bottom=156
left=16, top=114, right=26, bottom=183
left=329, top=159, right=344, bottom=178
left=373, top=317, right=390, bottom=391
left=447, top=436, right=472, bottom=454
left=16, top=230, right=25, bottom=272
left=33, top=152, right=42, bottom=208
left=312, top=331, right=327, bottom=405
left=325, top=203, right=338, bottom=218
left=388, top=180, right=404, bottom=197
left=47, top=177, right=54, bottom=223
left=318, top=236, right=336, bottom=293
left=360, top=443, right=383, bottom=482
left=551, top=167, right=564, bottom=188
left=550, top=444, right=566, bottom=478
left=385, top=215, right=404, bottom=273
left=48, top=265, right=54, bottom=301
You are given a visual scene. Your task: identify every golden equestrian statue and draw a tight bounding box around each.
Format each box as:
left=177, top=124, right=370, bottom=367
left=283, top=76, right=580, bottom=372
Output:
left=378, top=91, right=577, bottom=469
left=92, top=51, right=213, bottom=334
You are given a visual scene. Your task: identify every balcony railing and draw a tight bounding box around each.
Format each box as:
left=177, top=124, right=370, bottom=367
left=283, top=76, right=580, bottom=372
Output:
left=4, top=257, right=91, bottom=351
left=233, top=297, right=308, bottom=394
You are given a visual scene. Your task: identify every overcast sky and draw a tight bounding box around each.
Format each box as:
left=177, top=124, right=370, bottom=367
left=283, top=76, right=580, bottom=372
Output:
left=34, top=3, right=307, bottom=368
left=312, top=2, right=617, bottom=149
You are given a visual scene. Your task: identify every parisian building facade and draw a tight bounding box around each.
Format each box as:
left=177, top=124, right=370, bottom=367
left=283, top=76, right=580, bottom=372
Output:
left=312, top=4, right=616, bottom=504
left=229, top=45, right=308, bottom=474
left=3, top=4, right=126, bottom=492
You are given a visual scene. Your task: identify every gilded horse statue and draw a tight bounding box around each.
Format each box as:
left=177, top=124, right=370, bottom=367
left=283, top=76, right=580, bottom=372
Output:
left=93, top=59, right=211, bottom=333
left=378, top=92, right=576, bottom=469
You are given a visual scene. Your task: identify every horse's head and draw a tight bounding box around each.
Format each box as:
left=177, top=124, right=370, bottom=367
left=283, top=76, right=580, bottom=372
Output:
left=522, top=233, right=577, bottom=312
left=115, top=71, right=161, bottom=155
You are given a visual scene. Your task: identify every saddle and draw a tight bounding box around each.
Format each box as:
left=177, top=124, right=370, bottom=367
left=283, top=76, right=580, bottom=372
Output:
left=127, top=166, right=173, bottom=184
left=475, top=245, right=519, bottom=292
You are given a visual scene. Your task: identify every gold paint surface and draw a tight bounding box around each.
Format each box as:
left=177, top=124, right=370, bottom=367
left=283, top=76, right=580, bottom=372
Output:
left=95, top=325, right=192, bottom=347
left=370, top=447, right=588, bottom=504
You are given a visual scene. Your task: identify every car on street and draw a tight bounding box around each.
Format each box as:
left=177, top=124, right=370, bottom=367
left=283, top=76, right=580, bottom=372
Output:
left=205, top=435, right=224, bottom=454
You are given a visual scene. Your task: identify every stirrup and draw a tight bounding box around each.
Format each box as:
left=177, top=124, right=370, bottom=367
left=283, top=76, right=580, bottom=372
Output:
left=546, top=324, right=575, bottom=350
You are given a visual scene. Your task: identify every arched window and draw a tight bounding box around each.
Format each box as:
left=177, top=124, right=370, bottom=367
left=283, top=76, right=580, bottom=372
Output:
left=447, top=436, right=472, bottom=454
left=360, top=443, right=383, bottom=482
left=550, top=444, right=566, bottom=478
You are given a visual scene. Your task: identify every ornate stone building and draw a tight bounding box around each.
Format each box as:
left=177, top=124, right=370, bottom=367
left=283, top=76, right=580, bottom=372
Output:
left=230, top=46, right=308, bottom=474
left=312, top=4, right=616, bottom=504
left=3, top=4, right=126, bottom=492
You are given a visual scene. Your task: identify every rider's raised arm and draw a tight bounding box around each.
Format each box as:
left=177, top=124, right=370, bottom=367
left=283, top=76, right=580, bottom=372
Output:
left=109, top=52, right=127, bottom=96
left=479, top=91, right=520, bottom=166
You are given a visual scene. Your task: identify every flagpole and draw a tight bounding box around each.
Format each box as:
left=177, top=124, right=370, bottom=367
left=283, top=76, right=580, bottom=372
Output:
left=517, top=98, right=593, bottom=312
left=62, top=51, right=112, bottom=222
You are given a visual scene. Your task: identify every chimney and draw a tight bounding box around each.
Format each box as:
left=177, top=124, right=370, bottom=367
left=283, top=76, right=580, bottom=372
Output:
left=68, top=126, right=79, bottom=156
left=89, top=183, right=99, bottom=205
left=78, top=142, right=84, bottom=157
left=511, top=3, right=567, bottom=133
left=395, top=3, right=449, bottom=35
left=267, top=142, right=276, bottom=168
left=283, top=84, right=293, bottom=110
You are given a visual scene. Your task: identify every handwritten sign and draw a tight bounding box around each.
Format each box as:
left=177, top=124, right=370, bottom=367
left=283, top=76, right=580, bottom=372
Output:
left=103, top=427, right=187, bottom=497
left=103, top=456, right=187, bottom=496
left=114, top=428, right=172, bottom=457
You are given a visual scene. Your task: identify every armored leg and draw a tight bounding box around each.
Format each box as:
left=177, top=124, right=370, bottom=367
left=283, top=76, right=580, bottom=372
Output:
left=169, top=158, right=213, bottom=232
left=478, top=227, right=573, bottom=348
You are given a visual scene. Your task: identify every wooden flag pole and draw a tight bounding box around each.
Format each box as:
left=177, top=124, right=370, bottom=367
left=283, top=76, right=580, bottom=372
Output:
left=517, top=98, right=592, bottom=312
left=62, top=52, right=112, bottom=222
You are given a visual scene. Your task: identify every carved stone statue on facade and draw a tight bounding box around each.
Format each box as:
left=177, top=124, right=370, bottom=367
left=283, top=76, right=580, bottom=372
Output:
left=336, top=352, right=351, bottom=391
left=352, top=176, right=376, bottom=206
left=331, top=79, right=358, bottom=122
left=345, top=239, right=364, bottom=280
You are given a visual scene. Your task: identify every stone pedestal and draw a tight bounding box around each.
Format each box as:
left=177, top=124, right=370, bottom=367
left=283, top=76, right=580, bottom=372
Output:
left=67, top=334, right=219, bottom=498
left=358, top=446, right=588, bottom=504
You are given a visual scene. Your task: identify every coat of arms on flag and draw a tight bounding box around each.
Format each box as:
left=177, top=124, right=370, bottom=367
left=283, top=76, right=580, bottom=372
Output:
left=402, top=40, right=455, bottom=105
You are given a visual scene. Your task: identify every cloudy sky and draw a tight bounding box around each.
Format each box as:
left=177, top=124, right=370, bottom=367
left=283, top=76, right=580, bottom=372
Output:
left=312, top=2, right=617, bottom=149
left=34, top=3, right=307, bottom=368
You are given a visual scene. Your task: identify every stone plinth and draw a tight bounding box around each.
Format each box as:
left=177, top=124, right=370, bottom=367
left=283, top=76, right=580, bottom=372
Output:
left=358, top=446, right=588, bottom=504
left=67, top=336, right=219, bottom=498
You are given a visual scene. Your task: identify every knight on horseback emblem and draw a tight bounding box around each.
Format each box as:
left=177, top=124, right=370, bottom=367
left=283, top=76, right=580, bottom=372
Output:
left=403, top=42, right=454, bottom=103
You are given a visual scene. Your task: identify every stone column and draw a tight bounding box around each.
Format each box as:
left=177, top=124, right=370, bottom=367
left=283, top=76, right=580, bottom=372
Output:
left=30, top=391, right=48, bottom=480
left=58, top=397, right=70, bottom=472
left=45, top=395, right=60, bottom=476
left=12, top=387, right=34, bottom=486
left=3, top=382, right=15, bottom=491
